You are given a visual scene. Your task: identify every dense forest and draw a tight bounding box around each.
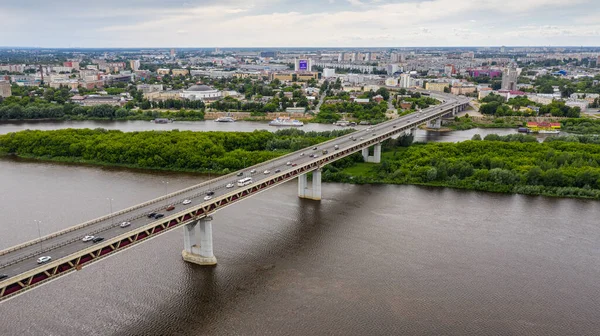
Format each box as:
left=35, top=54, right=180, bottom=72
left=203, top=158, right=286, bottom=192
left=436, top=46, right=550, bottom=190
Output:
left=3, top=127, right=600, bottom=199
left=0, top=103, right=205, bottom=121
left=0, top=128, right=353, bottom=173
left=561, top=118, right=600, bottom=134
left=323, top=134, right=600, bottom=199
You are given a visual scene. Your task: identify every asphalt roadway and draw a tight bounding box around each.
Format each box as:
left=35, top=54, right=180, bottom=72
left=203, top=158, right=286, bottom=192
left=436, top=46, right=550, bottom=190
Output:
left=0, top=91, right=468, bottom=281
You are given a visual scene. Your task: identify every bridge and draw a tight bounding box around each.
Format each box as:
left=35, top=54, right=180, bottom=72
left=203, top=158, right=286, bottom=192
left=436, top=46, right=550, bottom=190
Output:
left=0, top=91, right=470, bottom=302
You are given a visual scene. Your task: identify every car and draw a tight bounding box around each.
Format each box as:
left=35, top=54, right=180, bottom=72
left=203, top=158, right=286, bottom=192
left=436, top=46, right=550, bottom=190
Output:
left=286, top=161, right=292, bottom=165
left=360, top=137, right=364, bottom=140
left=309, top=154, right=315, bottom=158
left=250, top=169, right=256, bottom=174
left=372, top=133, right=376, bottom=136
left=264, top=170, right=270, bottom=174
left=206, top=191, right=215, bottom=196
left=226, top=183, right=235, bottom=188
left=154, top=214, right=164, bottom=219
left=313, top=147, right=318, bottom=150
left=352, top=138, right=357, bottom=141
left=291, top=163, right=297, bottom=167
left=274, top=169, right=281, bottom=173
left=0, top=274, right=7, bottom=280
left=82, top=235, right=95, bottom=242
left=313, top=155, right=319, bottom=158
left=37, top=256, right=51, bottom=264
left=204, top=195, right=212, bottom=201
left=120, top=221, right=131, bottom=228
left=166, top=205, right=175, bottom=211
left=92, top=237, right=104, bottom=243
left=393, top=125, right=397, bottom=128
left=236, top=172, right=244, bottom=176
left=334, top=145, right=339, bottom=150
left=182, top=199, right=191, bottom=205
left=300, top=153, right=305, bottom=156
left=147, top=212, right=157, bottom=218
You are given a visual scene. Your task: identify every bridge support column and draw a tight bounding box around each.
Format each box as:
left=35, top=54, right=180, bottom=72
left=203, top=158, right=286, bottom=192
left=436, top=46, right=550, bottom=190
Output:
left=428, top=118, right=442, bottom=129
left=298, top=169, right=322, bottom=200
left=182, top=216, right=217, bottom=266
left=362, top=143, right=381, bottom=163
left=410, top=127, right=417, bottom=136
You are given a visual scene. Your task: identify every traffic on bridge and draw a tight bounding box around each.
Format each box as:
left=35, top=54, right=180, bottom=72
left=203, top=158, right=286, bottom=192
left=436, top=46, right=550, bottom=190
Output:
left=0, top=91, right=470, bottom=302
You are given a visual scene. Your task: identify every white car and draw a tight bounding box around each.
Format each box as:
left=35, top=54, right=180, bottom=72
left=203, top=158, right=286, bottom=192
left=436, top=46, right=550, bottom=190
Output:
left=82, top=235, right=95, bottom=242
left=37, top=256, right=52, bottom=264
left=203, top=195, right=212, bottom=201
left=182, top=199, right=191, bottom=205
left=300, top=153, right=305, bottom=156
left=226, top=183, right=235, bottom=188
left=286, top=161, right=292, bottom=165
left=120, top=221, right=131, bottom=228
left=250, top=169, right=256, bottom=174
left=263, top=170, right=270, bottom=174
left=360, top=137, right=364, bottom=140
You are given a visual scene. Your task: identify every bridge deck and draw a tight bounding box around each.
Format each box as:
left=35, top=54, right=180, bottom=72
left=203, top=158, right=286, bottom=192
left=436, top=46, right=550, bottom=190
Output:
left=0, top=92, right=469, bottom=301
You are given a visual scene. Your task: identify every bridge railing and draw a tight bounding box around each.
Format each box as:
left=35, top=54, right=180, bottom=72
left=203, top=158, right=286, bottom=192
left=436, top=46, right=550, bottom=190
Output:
left=0, top=95, right=468, bottom=260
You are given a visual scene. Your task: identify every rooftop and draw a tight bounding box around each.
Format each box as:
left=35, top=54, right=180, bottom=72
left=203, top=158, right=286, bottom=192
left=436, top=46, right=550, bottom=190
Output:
left=185, top=84, right=215, bottom=92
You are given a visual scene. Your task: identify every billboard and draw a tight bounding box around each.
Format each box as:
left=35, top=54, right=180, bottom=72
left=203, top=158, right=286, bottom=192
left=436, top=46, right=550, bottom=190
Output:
left=298, top=60, right=308, bottom=71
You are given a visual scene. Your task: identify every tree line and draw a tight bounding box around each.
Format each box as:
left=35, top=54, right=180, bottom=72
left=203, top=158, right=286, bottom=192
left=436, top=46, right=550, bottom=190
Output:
left=0, top=128, right=353, bottom=174
left=323, top=134, right=600, bottom=199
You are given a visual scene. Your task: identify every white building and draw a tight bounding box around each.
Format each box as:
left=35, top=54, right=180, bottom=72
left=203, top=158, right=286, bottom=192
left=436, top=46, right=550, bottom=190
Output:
left=294, top=59, right=313, bottom=72
left=386, top=64, right=400, bottom=75
left=180, top=85, right=221, bottom=101
left=323, top=68, right=336, bottom=78
left=399, top=74, right=413, bottom=88
left=130, top=60, right=140, bottom=71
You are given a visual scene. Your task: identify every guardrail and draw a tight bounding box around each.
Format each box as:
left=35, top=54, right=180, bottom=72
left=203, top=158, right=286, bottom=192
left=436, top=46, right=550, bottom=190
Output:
left=0, top=94, right=467, bottom=262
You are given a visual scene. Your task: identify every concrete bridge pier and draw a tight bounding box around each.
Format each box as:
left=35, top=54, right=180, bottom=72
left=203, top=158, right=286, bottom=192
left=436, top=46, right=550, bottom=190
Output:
left=182, top=216, right=217, bottom=265
left=428, top=118, right=442, bottom=129
left=362, top=143, right=381, bottom=163
left=298, top=169, right=322, bottom=200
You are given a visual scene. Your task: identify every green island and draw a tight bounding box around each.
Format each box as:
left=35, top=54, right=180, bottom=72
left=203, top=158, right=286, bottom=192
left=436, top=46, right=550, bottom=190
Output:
left=2, top=128, right=600, bottom=199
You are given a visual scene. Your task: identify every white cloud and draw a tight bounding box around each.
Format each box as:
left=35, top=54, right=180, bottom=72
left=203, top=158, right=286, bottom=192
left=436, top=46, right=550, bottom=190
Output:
left=0, top=0, right=596, bottom=47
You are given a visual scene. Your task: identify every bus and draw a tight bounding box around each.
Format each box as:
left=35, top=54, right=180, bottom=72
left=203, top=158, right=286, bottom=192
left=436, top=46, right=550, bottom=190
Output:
left=237, top=177, right=253, bottom=187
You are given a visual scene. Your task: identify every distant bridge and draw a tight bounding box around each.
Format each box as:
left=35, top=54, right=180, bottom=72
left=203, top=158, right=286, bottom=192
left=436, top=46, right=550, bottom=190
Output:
left=0, top=91, right=470, bottom=302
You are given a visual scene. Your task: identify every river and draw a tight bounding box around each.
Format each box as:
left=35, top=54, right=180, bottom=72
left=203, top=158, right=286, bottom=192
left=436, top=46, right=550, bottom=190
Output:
left=0, top=119, right=557, bottom=143
left=1, top=154, right=599, bottom=335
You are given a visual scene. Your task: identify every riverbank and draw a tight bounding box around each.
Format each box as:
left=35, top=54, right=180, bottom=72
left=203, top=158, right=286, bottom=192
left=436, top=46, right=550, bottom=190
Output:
left=322, top=135, right=600, bottom=199
left=1, top=129, right=599, bottom=200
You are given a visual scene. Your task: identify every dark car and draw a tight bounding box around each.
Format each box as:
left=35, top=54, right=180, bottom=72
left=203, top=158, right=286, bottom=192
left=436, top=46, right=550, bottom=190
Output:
left=92, top=237, right=104, bottom=243
left=313, top=147, right=318, bottom=150
left=274, top=169, right=281, bottom=173
left=147, top=212, right=157, bottom=218
left=154, top=213, right=165, bottom=219
left=236, top=172, right=244, bottom=176
left=0, top=274, right=7, bottom=280
left=206, top=191, right=215, bottom=196
left=166, top=205, right=175, bottom=211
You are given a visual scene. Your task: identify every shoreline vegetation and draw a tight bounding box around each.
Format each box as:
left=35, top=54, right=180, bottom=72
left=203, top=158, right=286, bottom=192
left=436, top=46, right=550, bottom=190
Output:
left=2, top=129, right=600, bottom=200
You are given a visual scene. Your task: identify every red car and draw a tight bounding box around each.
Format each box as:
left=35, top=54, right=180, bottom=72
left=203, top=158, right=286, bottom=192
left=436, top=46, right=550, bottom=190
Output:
left=166, top=205, right=175, bottom=211
left=291, top=163, right=297, bottom=167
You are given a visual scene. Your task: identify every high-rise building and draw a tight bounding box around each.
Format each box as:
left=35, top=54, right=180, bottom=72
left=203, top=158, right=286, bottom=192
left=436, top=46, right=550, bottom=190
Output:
left=170, top=48, right=176, bottom=57
left=129, top=60, right=140, bottom=71
left=387, top=64, right=400, bottom=75
left=597, top=55, right=600, bottom=67
left=294, top=59, right=313, bottom=72
left=399, top=74, right=412, bottom=88
left=501, top=64, right=519, bottom=91
left=323, top=68, right=336, bottom=77
left=0, top=80, right=11, bottom=98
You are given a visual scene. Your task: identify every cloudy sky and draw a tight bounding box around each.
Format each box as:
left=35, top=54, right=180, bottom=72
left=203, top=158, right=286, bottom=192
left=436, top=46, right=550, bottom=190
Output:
left=0, top=0, right=598, bottom=48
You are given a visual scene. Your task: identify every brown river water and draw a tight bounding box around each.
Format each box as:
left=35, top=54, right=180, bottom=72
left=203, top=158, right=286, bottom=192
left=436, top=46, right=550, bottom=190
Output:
left=0, top=121, right=597, bottom=335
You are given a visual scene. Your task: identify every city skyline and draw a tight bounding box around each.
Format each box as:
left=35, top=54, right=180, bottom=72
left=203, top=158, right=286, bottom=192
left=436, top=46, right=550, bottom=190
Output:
left=1, top=0, right=599, bottom=48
